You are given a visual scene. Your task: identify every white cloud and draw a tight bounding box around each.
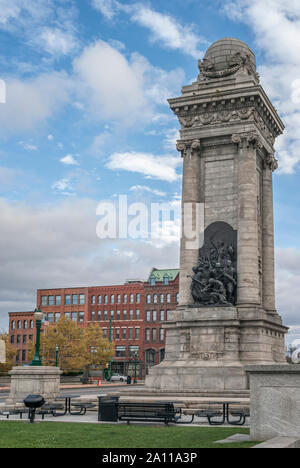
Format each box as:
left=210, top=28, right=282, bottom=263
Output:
left=37, top=27, right=79, bottom=56
left=60, top=154, right=79, bottom=166
left=130, top=185, right=166, bottom=197
left=48, top=134, right=54, bottom=141
left=51, top=177, right=74, bottom=195
left=91, top=0, right=206, bottom=58
left=0, top=72, right=71, bottom=133
left=73, top=40, right=184, bottom=126
left=223, top=0, right=300, bottom=174
left=18, top=141, right=38, bottom=151
left=106, top=151, right=181, bottom=182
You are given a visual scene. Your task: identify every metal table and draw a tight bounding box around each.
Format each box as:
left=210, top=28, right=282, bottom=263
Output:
left=54, top=394, right=81, bottom=416
left=207, top=401, right=247, bottom=426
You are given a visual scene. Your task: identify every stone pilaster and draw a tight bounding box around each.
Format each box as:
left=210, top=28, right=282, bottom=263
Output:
left=177, top=139, right=202, bottom=307
left=262, top=153, right=278, bottom=314
left=233, top=132, right=262, bottom=306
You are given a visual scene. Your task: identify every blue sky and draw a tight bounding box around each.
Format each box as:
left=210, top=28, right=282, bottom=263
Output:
left=1, top=0, right=300, bottom=342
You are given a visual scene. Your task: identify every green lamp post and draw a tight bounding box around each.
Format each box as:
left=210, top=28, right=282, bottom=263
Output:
left=31, top=307, right=43, bottom=367
left=55, top=345, right=59, bottom=367
left=133, top=352, right=138, bottom=384
left=107, top=316, right=113, bottom=382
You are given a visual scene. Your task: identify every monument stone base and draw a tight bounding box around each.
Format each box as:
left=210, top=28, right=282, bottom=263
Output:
left=6, top=366, right=62, bottom=404
left=145, top=306, right=287, bottom=392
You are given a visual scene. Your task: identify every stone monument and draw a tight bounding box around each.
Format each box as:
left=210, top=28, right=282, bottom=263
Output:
left=0, top=339, right=5, bottom=364
left=145, top=38, right=288, bottom=392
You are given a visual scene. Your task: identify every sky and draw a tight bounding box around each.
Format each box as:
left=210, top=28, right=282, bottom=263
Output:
left=0, top=0, right=300, bottom=343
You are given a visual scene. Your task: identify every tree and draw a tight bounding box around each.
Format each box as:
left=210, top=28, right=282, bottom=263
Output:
left=81, top=323, right=115, bottom=377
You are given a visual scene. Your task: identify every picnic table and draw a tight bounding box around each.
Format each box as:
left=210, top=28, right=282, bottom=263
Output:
left=196, top=401, right=249, bottom=426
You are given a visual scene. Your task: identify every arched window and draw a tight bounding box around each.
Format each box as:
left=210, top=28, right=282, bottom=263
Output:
left=153, top=294, right=158, bottom=304
left=146, top=294, right=151, bottom=304
left=160, top=294, right=164, bottom=303
left=166, top=293, right=171, bottom=303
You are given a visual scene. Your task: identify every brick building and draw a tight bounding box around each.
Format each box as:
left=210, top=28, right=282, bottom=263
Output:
left=8, top=268, right=179, bottom=378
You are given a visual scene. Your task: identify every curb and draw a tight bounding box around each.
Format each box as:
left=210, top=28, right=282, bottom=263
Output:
left=253, top=437, right=300, bottom=448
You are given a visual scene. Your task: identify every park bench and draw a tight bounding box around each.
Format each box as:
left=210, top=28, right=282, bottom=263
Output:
left=194, top=409, right=223, bottom=425
left=117, top=401, right=194, bottom=425
left=71, top=402, right=96, bottom=415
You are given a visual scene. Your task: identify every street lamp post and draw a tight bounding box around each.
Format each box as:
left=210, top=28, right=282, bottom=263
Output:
left=55, top=346, right=59, bottom=367
left=134, top=352, right=138, bottom=384
left=107, top=316, right=113, bottom=382
left=31, top=307, right=43, bottom=367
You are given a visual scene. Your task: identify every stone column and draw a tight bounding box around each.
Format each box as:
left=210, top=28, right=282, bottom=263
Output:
left=177, top=139, right=202, bottom=306
left=262, top=153, right=278, bottom=314
left=233, top=133, right=261, bottom=307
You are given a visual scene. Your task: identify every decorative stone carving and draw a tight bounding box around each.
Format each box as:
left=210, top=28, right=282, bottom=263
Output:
left=264, top=153, right=278, bottom=172
left=189, top=222, right=237, bottom=307
left=198, top=52, right=259, bottom=81
left=176, top=139, right=201, bottom=157
left=232, top=132, right=263, bottom=149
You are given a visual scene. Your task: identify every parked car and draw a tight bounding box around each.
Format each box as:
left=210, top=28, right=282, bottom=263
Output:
left=110, top=373, right=127, bottom=382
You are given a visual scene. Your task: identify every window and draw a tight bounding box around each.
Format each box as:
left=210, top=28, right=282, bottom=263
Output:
left=150, top=277, right=155, bottom=286
left=22, top=350, right=26, bottom=362
left=160, top=310, right=164, bottom=321
left=153, top=294, right=158, bottom=304
left=116, top=345, right=126, bottom=357
left=163, top=276, right=169, bottom=285
left=167, top=310, right=171, bottom=321
left=30, top=320, right=34, bottom=329
left=115, top=328, right=120, bottom=340
left=23, top=335, right=27, bottom=344
left=145, top=328, right=150, bottom=342
left=111, top=295, right=114, bottom=304
left=41, top=296, right=47, bottom=306
left=129, top=345, right=139, bottom=357
left=11, top=320, right=15, bottom=330
left=23, top=320, right=28, bottom=329
left=136, top=293, right=140, bottom=304
left=116, top=310, right=121, bottom=320
left=152, top=310, right=157, bottom=322
left=103, top=310, right=108, bottom=321
left=47, top=313, right=53, bottom=323
left=146, top=294, right=151, bottom=304
left=122, top=328, right=127, bottom=340
left=166, top=293, right=171, bottom=303
left=110, top=310, right=114, bottom=320
left=29, top=335, right=33, bottom=341
left=91, top=311, right=95, bottom=321
left=160, top=328, right=164, bottom=341
left=103, top=328, right=107, bottom=338
left=54, top=312, right=60, bottom=323
left=123, top=310, right=127, bottom=320
left=128, top=328, right=133, bottom=339
left=72, top=294, right=77, bottom=305
left=98, top=295, right=102, bottom=304
left=160, top=294, right=164, bottom=304
left=146, top=311, right=151, bottom=322
left=117, top=294, right=121, bottom=304
left=11, top=335, right=14, bottom=344
left=104, top=295, right=108, bottom=304
left=71, top=312, right=77, bottom=322
left=16, top=335, right=20, bottom=344
left=17, top=320, right=21, bottom=329
left=129, top=309, right=134, bottom=320
left=152, top=328, right=157, bottom=342
left=48, top=295, right=54, bottom=305
left=135, top=327, right=140, bottom=340
left=64, top=312, right=70, bottom=320
left=136, top=309, right=140, bottom=320
left=79, top=294, right=85, bottom=305
left=65, top=295, right=71, bottom=305
left=55, top=295, right=61, bottom=306
left=91, top=295, right=96, bottom=305
left=160, top=349, right=165, bottom=362
left=78, top=312, right=84, bottom=322
left=129, top=293, right=134, bottom=303
left=123, top=294, right=127, bottom=304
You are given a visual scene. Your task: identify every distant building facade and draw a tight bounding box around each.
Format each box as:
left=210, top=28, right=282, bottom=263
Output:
left=8, top=268, right=179, bottom=378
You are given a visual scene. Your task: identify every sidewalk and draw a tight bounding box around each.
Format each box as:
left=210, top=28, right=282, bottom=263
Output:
left=0, top=381, right=145, bottom=393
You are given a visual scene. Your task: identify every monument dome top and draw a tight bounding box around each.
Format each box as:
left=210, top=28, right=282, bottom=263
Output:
left=199, top=37, right=257, bottom=79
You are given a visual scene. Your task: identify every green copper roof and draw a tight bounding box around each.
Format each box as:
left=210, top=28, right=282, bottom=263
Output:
left=148, top=268, right=179, bottom=282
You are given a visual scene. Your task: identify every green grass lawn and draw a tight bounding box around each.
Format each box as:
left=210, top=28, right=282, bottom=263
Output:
left=0, top=421, right=257, bottom=448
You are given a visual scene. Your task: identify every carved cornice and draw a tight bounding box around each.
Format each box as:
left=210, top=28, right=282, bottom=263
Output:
left=176, top=139, right=201, bottom=157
